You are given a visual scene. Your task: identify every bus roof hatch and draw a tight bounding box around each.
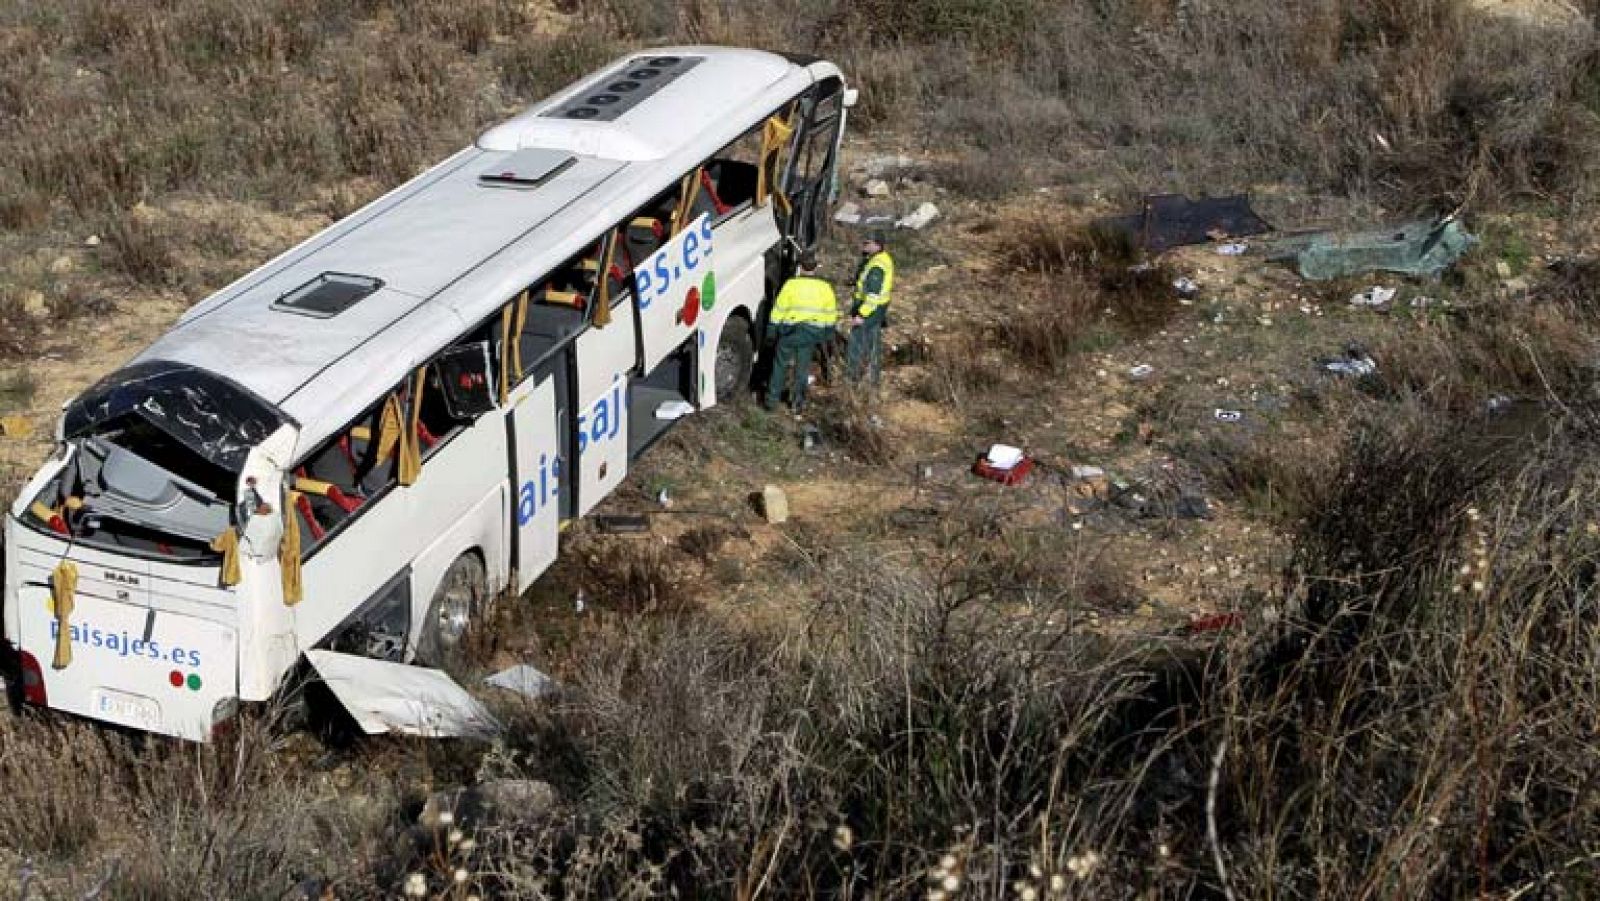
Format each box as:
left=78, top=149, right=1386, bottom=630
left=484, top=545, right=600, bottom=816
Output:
left=479, top=149, right=576, bottom=189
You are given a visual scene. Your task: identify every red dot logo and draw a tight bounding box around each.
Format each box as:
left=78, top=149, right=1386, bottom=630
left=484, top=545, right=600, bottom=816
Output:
left=678, top=287, right=701, bottom=328
left=168, top=670, right=184, bottom=688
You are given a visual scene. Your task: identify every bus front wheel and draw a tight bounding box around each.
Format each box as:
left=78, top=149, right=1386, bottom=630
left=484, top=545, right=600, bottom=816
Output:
left=416, top=552, right=486, bottom=666
left=714, top=314, right=755, bottom=404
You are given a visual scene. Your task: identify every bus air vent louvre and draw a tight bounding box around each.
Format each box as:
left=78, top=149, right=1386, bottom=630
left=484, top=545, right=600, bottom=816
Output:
left=478, top=149, right=577, bottom=189
left=542, top=55, right=703, bottom=124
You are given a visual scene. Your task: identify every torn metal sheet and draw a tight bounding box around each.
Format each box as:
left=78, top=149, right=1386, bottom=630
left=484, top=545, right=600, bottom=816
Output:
left=306, top=649, right=499, bottom=738
left=1095, top=194, right=1272, bottom=254
left=1296, top=218, right=1477, bottom=281
left=63, top=360, right=290, bottom=472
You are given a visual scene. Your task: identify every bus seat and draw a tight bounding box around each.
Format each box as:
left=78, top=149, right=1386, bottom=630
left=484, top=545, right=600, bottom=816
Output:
left=293, top=490, right=326, bottom=542
left=629, top=216, right=665, bottom=240
left=541, top=287, right=584, bottom=308
left=294, top=476, right=362, bottom=514
left=700, top=169, right=731, bottom=216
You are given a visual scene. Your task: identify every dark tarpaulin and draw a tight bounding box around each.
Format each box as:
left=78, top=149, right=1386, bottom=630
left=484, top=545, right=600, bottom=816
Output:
left=1095, top=194, right=1272, bottom=254
left=63, top=360, right=290, bottom=472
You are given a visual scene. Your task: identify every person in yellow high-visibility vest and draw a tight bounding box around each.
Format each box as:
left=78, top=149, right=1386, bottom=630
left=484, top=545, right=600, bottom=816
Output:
left=846, top=232, right=895, bottom=386
left=764, top=252, right=839, bottom=414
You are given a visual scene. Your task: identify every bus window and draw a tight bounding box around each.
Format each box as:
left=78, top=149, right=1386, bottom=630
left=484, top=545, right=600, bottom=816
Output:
left=512, top=238, right=610, bottom=371
left=293, top=399, right=394, bottom=548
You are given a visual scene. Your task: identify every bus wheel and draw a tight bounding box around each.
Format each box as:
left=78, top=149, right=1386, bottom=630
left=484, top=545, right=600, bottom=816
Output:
left=714, top=315, right=754, bottom=403
left=417, top=553, right=486, bottom=666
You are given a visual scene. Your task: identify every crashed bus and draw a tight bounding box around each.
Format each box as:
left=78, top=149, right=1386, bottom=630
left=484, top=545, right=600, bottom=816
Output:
left=2, top=48, right=852, bottom=741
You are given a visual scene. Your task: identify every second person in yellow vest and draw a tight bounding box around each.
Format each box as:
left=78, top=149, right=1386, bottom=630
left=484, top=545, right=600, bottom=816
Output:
left=846, top=231, right=895, bottom=387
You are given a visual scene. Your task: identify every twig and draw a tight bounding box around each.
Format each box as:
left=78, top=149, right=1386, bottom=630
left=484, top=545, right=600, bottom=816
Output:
left=1207, top=737, right=1237, bottom=901
left=81, top=859, right=120, bottom=900
left=1503, top=849, right=1600, bottom=900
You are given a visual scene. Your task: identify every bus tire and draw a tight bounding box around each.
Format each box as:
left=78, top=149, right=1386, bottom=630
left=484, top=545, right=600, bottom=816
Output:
left=416, top=552, right=486, bottom=666
left=714, top=314, right=755, bottom=404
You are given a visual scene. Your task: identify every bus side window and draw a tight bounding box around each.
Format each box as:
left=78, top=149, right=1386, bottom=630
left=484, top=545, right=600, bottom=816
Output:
left=511, top=239, right=609, bottom=368
left=704, top=123, right=767, bottom=214
left=293, top=400, right=393, bottom=548
left=417, top=329, right=496, bottom=455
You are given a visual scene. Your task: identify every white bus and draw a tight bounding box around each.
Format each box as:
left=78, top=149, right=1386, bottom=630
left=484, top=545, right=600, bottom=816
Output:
left=2, top=48, right=853, bottom=741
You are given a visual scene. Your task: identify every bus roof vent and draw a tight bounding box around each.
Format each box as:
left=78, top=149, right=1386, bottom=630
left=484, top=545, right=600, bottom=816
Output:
left=272, top=272, right=385, bottom=319
left=479, top=148, right=576, bottom=189
left=543, top=55, right=702, bottom=123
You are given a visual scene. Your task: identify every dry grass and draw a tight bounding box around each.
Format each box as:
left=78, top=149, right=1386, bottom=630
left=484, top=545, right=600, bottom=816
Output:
left=3, top=1, right=1600, bottom=897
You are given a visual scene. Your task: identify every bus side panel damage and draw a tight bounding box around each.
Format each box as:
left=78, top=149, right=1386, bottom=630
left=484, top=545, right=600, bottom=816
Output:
left=305, top=649, right=497, bottom=738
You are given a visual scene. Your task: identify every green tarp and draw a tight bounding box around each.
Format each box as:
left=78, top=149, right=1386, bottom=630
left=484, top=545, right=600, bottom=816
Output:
left=1296, top=218, right=1477, bottom=281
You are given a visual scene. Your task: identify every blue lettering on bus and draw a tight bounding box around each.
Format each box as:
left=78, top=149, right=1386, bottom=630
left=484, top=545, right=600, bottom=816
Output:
left=516, top=453, right=561, bottom=526
left=575, top=377, right=625, bottom=454
left=51, top=620, right=203, bottom=668
left=633, top=214, right=715, bottom=311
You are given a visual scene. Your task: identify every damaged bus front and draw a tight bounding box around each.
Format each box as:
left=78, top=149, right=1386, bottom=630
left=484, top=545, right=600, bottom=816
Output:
left=2, top=361, right=299, bottom=741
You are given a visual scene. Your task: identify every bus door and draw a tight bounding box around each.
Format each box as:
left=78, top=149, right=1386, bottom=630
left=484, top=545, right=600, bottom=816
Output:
left=573, top=285, right=636, bottom=517
left=786, top=78, right=846, bottom=253
left=508, top=361, right=563, bottom=594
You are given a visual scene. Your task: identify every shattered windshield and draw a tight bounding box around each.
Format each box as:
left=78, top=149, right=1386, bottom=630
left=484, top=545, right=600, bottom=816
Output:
left=63, top=360, right=288, bottom=472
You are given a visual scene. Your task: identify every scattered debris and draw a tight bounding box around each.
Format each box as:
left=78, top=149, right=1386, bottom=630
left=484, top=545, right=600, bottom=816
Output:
left=896, top=201, right=940, bottom=231
left=1321, top=343, right=1377, bottom=378
left=20, top=290, right=47, bottom=318
left=863, top=178, right=891, bottom=198
left=594, top=513, right=650, bottom=533
left=0, top=415, right=33, bottom=439
left=484, top=664, right=556, bottom=701
left=801, top=424, right=822, bottom=451
left=656, top=487, right=672, bottom=509
left=654, top=399, right=694, bottom=420
left=420, top=779, right=556, bottom=831
left=760, top=484, right=790, bottom=524
left=1185, top=612, right=1243, bottom=634
left=1486, top=394, right=1514, bottom=412
left=1070, top=464, right=1106, bottom=480
left=305, top=650, right=498, bottom=739
left=986, top=443, right=1024, bottom=469
left=1296, top=215, right=1477, bottom=281
left=573, top=588, right=587, bottom=614
left=48, top=255, right=73, bottom=274
left=973, top=453, right=1033, bottom=485
left=1172, top=276, right=1199, bottom=299
left=84, top=234, right=101, bottom=247
left=833, top=201, right=863, bottom=225
left=1128, top=363, right=1155, bottom=381
left=1094, top=193, right=1272, bottom=254
left=1215, top=242, right=1248, bottom=256
left=1175, top=495, right=1213, bottom=520
left=1349, top=285, right=1397, bottom=308
left=1213, top=409, right=1243, bottom=423
left=861, top=154, right=916, bottom=179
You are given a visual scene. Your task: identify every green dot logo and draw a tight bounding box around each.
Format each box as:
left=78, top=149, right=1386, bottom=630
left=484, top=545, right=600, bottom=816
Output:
left=186, top=673, right=202, bottom=692
left=700, top=272, right=717, bottom=312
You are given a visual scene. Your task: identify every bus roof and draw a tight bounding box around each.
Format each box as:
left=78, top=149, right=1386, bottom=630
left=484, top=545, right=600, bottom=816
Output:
left=126, top=47, right=837, bottom=459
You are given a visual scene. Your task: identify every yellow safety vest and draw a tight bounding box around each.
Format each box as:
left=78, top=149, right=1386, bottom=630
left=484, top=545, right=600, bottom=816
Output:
left=771, top=276, right=839, bottom=327
left=853, top=251, right=895, bottom=319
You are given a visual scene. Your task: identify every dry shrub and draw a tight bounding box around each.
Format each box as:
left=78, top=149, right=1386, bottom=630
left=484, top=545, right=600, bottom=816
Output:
left=818, top=387, right=897, bottom=465
left=497, top=31, right=619, bottom=99
left=576, top=535, right=694, bottom=615
left=102, top=211, right=180, bottom=287
left=992, top=219, right=1180, bottom=372
left=908, top=331, right=1006, bottom=409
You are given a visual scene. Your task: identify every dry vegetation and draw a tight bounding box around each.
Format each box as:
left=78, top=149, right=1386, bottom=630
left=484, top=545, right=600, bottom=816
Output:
left=3, top=0, right=1600, bottom=898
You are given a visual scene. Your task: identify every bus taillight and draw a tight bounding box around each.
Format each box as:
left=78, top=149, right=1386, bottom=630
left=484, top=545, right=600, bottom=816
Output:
left=18, top=650, right=46, bottom=706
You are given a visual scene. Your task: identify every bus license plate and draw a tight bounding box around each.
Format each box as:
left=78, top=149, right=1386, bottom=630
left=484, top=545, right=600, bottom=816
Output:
left=92, top=689, right=161, bottom=730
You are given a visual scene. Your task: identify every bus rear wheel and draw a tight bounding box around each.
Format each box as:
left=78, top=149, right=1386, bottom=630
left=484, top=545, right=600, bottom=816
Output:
left=416, top=552, right=486, bottom=666
left=714, top=314, right=754, bottom=404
